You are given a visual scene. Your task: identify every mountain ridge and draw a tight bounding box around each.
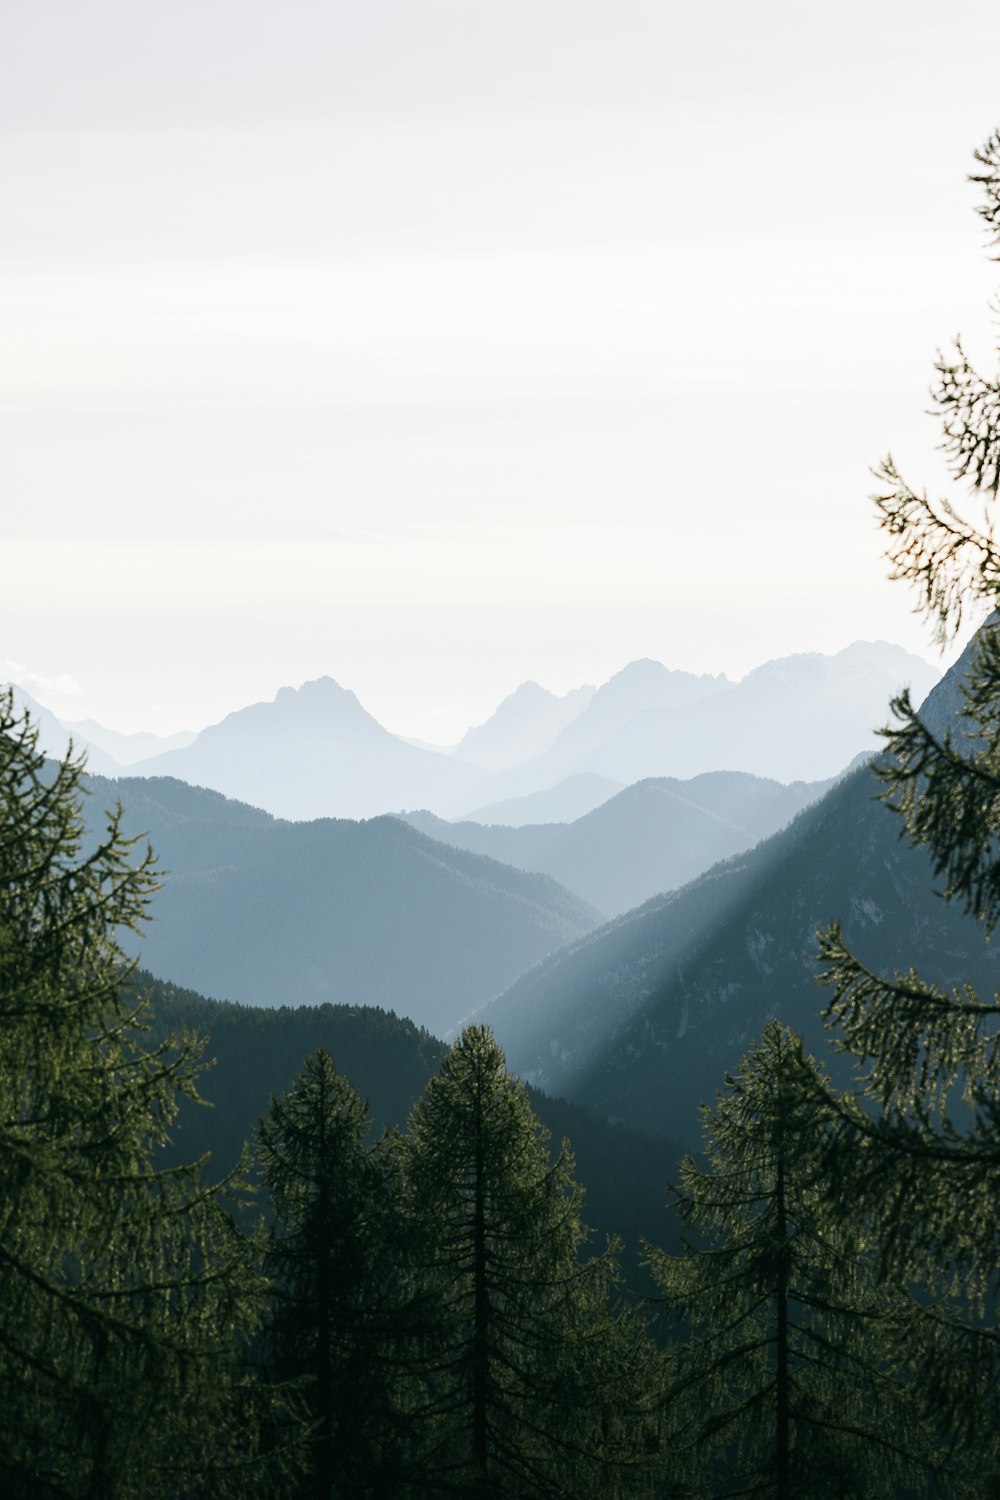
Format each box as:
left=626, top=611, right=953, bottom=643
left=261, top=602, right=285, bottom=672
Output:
left=471, top=635, right=984, bottom=1142
left=403, top=767, right=837, bottom=917
left=81, top=771, right=603, bottom=1037
left=42, top=639, right=941, bottom=823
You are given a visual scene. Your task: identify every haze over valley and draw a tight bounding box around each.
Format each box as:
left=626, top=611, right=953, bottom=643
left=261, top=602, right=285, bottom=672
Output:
left=5, top=635, right=945, bottom=1090
left=8, top=3, right=1000, bottom=1488
left=8, top=624, right=988, bottom=1152
left=6, top=630, right=946, bottom=1120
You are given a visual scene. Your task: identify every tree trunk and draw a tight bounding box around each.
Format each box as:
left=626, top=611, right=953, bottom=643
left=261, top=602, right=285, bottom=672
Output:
left=775, top=1147, right=790, bottom=1500
left=473, top=1124, right=489, bottom=1499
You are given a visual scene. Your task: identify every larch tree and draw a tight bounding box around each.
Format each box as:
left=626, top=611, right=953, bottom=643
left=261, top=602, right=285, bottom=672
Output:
left=256, top=1048, right=408, bottom=1499
left=813, top=127, right=1000, bottom=1468
left=0, top=688, right=265, bottom=1499
left=646, top=1021, right=938, bottom=1500
left=399, top=1024, right=660, bottom=1500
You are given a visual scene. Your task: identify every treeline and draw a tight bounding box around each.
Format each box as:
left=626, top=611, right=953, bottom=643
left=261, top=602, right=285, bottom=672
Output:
left=2, top=684, right=999, bottom=1500
left=134, top=976, right=683, bottom=1299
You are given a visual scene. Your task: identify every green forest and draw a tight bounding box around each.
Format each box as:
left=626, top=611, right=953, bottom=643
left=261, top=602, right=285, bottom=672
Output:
left=4, top=132, right=1000, bottom=1499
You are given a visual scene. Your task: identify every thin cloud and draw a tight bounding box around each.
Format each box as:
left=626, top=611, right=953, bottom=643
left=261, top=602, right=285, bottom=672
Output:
left=0, top=660, right=83, bottom=698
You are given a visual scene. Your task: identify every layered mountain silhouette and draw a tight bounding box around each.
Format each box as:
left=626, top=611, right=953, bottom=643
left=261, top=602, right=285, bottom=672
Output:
left=115, top=643, right=937, bottom=822
left=5, top=686, right=197, bottom=774
left=461, top=773, right=625, bottom=826
left=130, top=677, right=495, bottom=820
left=485, top=659, right=733, bottom=794
left=518, top=642, right=940, bottom=789
left=473, top=638, right=985, bottom=1145
left=7, top=686, right=123, bottom=776
left=62, top=718, right=196, bottom=764
left=404, top=769, right=836, bottom=917
left=453, top=680, right=596, bottom=770
left=84, top=773, right=601, bottom=1037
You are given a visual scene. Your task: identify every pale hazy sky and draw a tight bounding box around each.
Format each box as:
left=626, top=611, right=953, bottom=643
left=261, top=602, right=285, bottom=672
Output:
left=4, top=1, right=1000, bottom=740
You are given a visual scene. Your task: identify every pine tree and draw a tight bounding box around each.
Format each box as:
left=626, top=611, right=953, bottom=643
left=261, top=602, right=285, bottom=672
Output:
left=256, top=1048, right=407, bottom=1499
left=399, top=1024, right=659, bottom=1499
left=646, top=1021, right=936, bottom=1500
left=0, top=688, right=265, bottom=1498
left=812, top=128, right=1000, bottom=1468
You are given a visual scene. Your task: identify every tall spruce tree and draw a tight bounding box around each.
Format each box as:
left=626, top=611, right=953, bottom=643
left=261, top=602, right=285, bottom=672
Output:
left=0, top=689, right=264, bottom=1499
left=812, top=128, right=1000, bottom=1466
left=646, top=1021, right=937, bottom=1500
left=256, top=1048, right=407, bottom=1499
left=400, top=1024, right=659, bottom=1499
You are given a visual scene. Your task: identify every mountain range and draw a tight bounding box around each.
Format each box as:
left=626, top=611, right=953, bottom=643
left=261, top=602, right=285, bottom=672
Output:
left=453, top=680, right=596, bottom=770
left=461, top=773, right=626, bottom=826
left=471, top=635, right=988, bottom=1144
left=403, top=768, right=839, bottom=917
left=8, top=686, right=193, bottom=774
left=33, top=629, right=980, bottom=1157
left=125, top=677, right=496, bottom=821
left=84, top=772, right=600, bottom=1037
left=38, top=640, right=937, bottom=822
left=535, top=642, right=939, bottom=787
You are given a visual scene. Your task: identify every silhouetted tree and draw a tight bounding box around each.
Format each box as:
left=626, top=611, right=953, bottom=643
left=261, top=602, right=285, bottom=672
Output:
left=647, top=1022, right=936, bottom=1499
left=400, top=1024, right=660, bottom=1498
left=257, top=1049, right=407, bottom=1498
left=0, top=689, right=265, bottom=1498
left=814, top=128, right=1000, bottom=1472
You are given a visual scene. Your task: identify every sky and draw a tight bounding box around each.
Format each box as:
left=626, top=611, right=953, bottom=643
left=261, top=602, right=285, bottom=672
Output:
left=3, top=0, right=1000, bottom=742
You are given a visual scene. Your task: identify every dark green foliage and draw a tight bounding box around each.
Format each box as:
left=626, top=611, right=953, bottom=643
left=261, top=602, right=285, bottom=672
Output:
left=647, top=1022, right=933, bottom=1500
left=812, top=130, right=1000, bottom=1477
left=257, top=1050, right=407, bottom=1498
left=400, top=1025, right=661, bottom=1498
left=138, top=976, right=447, bottom=1175
left=0, top=690, right=265, bottom=1498
left=873, top=623, right=1000, bottom=933
left=138, top=973, right=683, bottom=1293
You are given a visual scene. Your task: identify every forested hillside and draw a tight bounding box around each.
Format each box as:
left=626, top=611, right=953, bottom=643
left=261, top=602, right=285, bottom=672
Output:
left=138, top=971, right=682, bottom=1287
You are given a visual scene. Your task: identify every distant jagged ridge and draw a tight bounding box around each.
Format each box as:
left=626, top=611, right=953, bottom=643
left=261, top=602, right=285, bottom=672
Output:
left=126, top=677, right=496, bottom=821
left=452, top=680, right=596, bottom=770
left=108, top=641, right=938, bottom=822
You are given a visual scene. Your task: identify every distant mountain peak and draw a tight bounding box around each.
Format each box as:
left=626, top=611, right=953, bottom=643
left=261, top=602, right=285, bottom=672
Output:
left=599, top=659, right=732, bottom=698
left=740, top=641, right=940, bottom=700
left=256, top=676, right=383, bottom=734
left=276, top=675, right=359, bottom=704
left=455, top=679, right=595, bottom=772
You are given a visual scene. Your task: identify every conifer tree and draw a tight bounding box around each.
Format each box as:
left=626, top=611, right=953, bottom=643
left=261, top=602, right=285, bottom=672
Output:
left=646, top=1021, right=936, bottom=1500
left=400, top=1024, right=659, bottom=1499
left=812, top=128, right=1000, bottom=1465
left=256, top=1048, right=407, bottom=1499
left=0, top=689, right=265, bottom=1499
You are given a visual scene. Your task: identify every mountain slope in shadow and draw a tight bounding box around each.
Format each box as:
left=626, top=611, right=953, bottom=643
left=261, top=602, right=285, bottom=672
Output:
left=85, top=773, right=602, bottom=1037
left=405, top=768, right=836, bottom=917
left=472, top=637, right=987, bottom=1143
